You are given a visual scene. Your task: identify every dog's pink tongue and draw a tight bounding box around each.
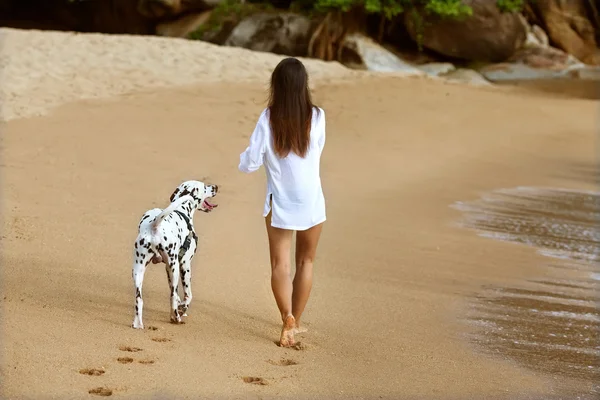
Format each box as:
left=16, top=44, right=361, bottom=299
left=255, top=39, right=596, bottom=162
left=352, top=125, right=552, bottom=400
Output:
left=205, top=200, right=218, bottom=208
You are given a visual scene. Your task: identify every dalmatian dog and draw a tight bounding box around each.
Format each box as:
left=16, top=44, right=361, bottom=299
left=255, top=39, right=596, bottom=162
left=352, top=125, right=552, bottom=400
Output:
left=131, top=180, right=218, bottom=329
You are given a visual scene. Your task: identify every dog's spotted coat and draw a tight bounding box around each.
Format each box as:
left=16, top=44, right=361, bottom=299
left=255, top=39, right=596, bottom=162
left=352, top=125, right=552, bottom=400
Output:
left=132, top=180, right=218, bottom=329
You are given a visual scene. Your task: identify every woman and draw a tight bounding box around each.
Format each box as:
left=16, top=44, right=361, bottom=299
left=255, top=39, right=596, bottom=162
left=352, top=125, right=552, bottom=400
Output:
left=238, top=57, right=326, bottom=347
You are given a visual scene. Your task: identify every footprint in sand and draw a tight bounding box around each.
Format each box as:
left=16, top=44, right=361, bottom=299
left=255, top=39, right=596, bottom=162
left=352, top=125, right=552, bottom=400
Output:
left=290, top=342, right=307, bottom=351
left=273, top=341, right=307, bottom=351
left=118, top=346, right=143, bottom=352
left=117, top=357, right=134, bottom=364
left=151, top=337, right=171, bottom=343
left=242, top=376, right=268, bottom=385
left=147, top=326, right=159, bottom=331
left=88, top=387, right=113, bottom=396
left=79, top=368, right=105, bottom=376
left=138, top=359, right=155, bottom=365
left=267, top=358, right=298, bottom=366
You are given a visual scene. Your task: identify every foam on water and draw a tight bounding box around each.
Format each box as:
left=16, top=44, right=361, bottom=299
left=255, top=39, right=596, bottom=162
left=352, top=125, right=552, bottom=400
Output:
left=454, top=186, right=600, bottom=397
left=542, top=310, right=600, bottom=323
left=451, top=187, right=600, bottom=263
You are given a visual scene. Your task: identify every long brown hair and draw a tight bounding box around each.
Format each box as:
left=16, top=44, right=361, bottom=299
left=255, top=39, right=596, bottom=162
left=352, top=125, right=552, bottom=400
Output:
left=268, top=57, right=317, bottom=158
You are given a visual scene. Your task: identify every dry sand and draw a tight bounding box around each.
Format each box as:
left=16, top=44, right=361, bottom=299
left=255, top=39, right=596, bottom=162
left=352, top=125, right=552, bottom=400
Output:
left=0, top=28, right=597, bottom=399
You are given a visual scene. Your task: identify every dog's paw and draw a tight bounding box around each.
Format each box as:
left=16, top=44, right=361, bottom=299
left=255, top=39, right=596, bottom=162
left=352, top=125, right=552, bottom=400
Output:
left=177, top=304, right=189, bottom=317
left=132, top=319, right=144, bottom=330
left=169, top=313, right=182, bottom=324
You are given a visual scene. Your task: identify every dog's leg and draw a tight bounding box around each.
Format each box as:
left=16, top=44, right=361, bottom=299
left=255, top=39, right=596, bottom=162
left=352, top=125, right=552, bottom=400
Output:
left=178, top=258, right=193, bottom=317
left=132, top=260, right=148, bottom=329
left=165, top=259, right=182, bottom=324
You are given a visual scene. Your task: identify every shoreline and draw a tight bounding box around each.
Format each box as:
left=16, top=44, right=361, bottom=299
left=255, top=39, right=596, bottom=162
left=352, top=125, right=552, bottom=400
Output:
left=1, top=26, right=598, bottom=399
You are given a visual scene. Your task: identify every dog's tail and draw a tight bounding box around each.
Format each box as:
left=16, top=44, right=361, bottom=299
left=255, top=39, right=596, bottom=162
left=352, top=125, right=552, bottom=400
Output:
left=150, top=195, right=194, bottom=230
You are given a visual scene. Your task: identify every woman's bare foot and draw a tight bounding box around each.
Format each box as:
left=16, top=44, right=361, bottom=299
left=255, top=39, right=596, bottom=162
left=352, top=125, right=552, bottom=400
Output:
left=280, top=315, right=296, bottom=347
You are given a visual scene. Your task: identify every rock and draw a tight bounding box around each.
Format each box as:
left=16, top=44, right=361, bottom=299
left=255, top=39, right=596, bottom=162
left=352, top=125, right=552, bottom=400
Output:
left=528, top=0, right=600, bottom=65
left=509, top=46, right=583, bottom=69
left=441, top=68, right=491, bottom=86
left=0, top=0, right=154, bottom=34
left=519, top=13, right=550, bottom=49
left=137, top=0, right=219, bottom=19
left=479, top=46, right=585, bottom=81
left=404, top=0, right=527, bottom=62
left=417, top=62, right=455, bottom=77
left=156, top=10, right=212, bottom=37
left=0, top=0, right=226, bottom=35
left=565, top=66, right=600, bottom=80
left=223, top=12, right=312, bottom=56
left=340, top=33, right=425, bottom=75
left=530, top=25, right=550, bottom=48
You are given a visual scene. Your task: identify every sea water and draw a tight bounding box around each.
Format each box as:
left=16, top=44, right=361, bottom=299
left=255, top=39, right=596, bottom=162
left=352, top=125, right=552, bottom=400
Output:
left=453, top=187, right=599, bottom=397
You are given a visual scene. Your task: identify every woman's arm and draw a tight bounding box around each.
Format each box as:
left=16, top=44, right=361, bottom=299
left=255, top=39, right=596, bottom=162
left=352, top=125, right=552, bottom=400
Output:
left=239, top=111, right=267, bottom=173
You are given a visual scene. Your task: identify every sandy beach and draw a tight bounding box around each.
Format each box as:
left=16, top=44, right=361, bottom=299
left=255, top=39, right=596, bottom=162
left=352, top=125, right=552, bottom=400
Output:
left=0, top=27, right=597, bottom=399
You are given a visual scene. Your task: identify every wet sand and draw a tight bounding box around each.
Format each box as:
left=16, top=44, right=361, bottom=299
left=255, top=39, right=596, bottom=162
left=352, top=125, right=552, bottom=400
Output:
left=494, top=79, right=600, bottom=101
left=1, top=29, right=598, bottom=399
left=455, top=187, right=600, bottom=398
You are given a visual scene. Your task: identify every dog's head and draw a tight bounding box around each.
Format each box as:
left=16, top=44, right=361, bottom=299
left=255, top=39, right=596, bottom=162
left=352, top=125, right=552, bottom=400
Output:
left=169, top=180, right=219, bottom=213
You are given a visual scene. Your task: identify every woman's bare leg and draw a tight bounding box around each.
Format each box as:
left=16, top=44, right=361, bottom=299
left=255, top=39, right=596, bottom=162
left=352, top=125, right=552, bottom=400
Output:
left=292, top=222, right=323, bottom=331
left=265, top=211, right=295, bottom=346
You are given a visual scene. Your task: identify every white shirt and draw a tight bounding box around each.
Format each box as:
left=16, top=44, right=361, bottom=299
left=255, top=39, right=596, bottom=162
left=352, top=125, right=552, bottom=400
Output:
left=239, top=107, right=326, bottom=231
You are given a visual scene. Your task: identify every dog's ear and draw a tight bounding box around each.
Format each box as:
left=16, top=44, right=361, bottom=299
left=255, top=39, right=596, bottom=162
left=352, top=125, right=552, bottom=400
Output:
left=170, top=183, right=194, bottom=202
left=169, top=188, right=180, bottom=202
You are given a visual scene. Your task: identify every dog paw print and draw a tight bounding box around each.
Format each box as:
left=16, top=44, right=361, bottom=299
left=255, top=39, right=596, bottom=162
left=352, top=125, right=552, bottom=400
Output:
left=88, top=387, right=113, bottom=396
left=267, top=358, right=298, bottom=366
left=147, top=326, right=159, bottom=331
left=138, top=359, right=155, bottom=365
left=151, top=337, right=171, bottom=343
left=79, top=368, right=105, bottom=376
left=118, top=346, right=143, bottom=352
left=117, top=357, right=134, bottom=364
left=242, top=376, right=268, bottom=386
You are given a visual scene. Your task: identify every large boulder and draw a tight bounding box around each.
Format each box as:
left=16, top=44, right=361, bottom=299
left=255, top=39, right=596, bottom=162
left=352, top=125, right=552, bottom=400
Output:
left=137, top=0, right=221, bottom=19
left=479, top=46, right=585, bottom=81
left=417, top=62, right=455, bottom=76
left=339, top=33, right=425, bottom=75
left=404, top=0, right=527, bottom=62
left=527, top=0, right=600, bottom=65
left=156, top=10, right=212, bottom=37
left=441, top=68, right=492, bottom=86
left=223, top=12, right=312, bottom=56
left=0, top=0, right=154, bottom=34
left=0, top=0, right=225, bottom=35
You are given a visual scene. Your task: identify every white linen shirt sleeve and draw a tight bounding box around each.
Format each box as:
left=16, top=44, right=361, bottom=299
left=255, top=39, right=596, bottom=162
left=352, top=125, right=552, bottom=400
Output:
left=317, top=109, right=326, bottom=151
left=239, top=112, right=267, bottom=173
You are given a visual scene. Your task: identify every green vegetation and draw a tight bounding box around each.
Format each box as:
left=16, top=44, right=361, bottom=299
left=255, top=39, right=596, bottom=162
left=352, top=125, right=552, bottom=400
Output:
left=496, top=0, right=526, bottom=13
left=309, top=0, right=468, bottom=19
left=187, top=0, right=527, bottom=41
left=188, top=0, right=273, bottom=40
left=308, top=0, right=525, bottom=18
